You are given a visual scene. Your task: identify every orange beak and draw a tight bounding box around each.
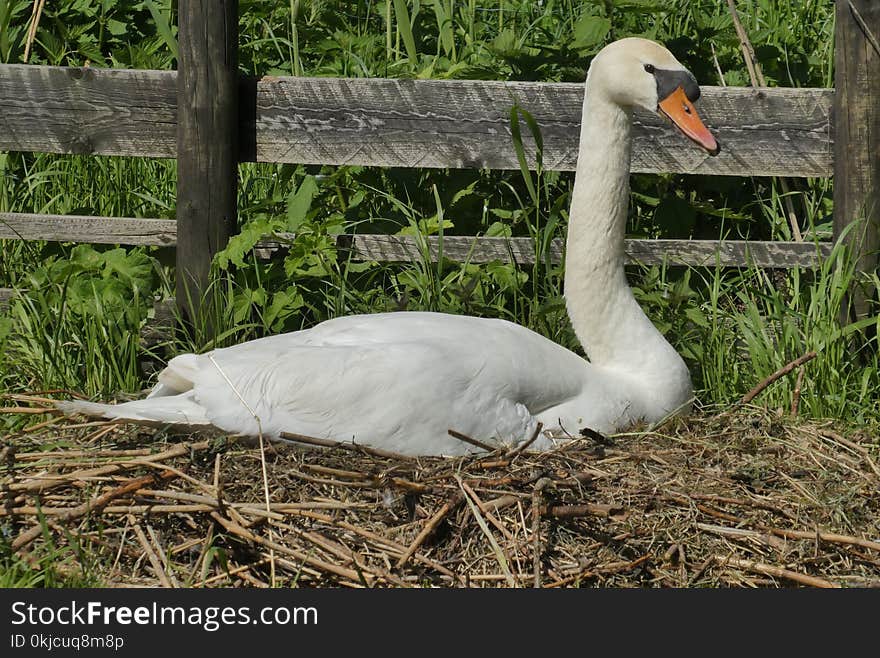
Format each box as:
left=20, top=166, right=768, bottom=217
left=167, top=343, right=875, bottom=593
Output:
left=658, top=86, right=720, bottom=156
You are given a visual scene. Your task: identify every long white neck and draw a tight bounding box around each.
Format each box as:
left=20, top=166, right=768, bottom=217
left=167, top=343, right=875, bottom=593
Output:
left=564, top=74, right=692, bottom=405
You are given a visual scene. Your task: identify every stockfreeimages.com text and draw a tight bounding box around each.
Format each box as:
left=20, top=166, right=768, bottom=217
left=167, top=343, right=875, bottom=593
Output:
left=10, top=601, right=317, bottom=632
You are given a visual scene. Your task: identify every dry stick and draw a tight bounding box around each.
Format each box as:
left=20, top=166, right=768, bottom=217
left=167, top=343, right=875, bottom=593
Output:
left=0, top=503, right=213, bottom=515
left=195, top=558, right=272, bottom=588
left=288, top=465, right=432, bottom=494
left=726, top=0, right=761, bottom=86
left=119, top=459, right=214, bottom=494
left=145, top=524, right=180, bottom=588
left=717, top=555, right=839, bottom=588
left=544, top=555, right=651, bottom=588
left=267, top=556, right=357, bottom=588
left=209, top=511, right=368, bottom=584
left=23, top=417, right=64, bottom=433
left=455, top=475, right=516, bottom=587
left=14, top=448, right=155, bottom=460
left=505, top=422, right=544, bottom=459
left=447, top=429, right=496, bottom=453
left=687, top=557, right=716, bottom=586
left=268, top=518, right=410, bottom=587
left=458, top=479, right=514, bottom=541
left=710, top=41, right=726, bottom=86
left=11, top=469, right=178, bottom=551
left=531, top=478, right=551, bottom=588
left=396, top=494, right=463, bottom=569
left=819, top=430, right=880, bottom=480
left=208, top=355, right=276, bottom=588
left=662, top=543, right=680, bottom=564
left=8, top=440, right=210, bottom=493
left=3, top=393, right=73, bottom=405
left=280, top=431, right=415, bottom=461
left=671, top=489, right=880, bottom=553
left=0, top=406, right=57, bottom=415
left=739, top=351, right=818, bottom=405
left=696, top=523, right=786, bottom=550
left=265, top=555, right=358, bottom=588
left=259, top=507, right=460, bottom=582
left=790, top=366, right=806, bottom=416
left=302, top=464, right=370, bottom=479
left=542, top=503, right=624, bottom=519
left=213, top=452, right=222, bottom=494
left=128, top=517, right=173, bottom=588
left=0, top=497, right=370, bottom=518
left=726, top=0, right=803, bottom=242
left=686, top=491, right=798, bottom=522
left=22, top=0, right=45, bottom=63
left=757, top=525, right=880, bottom=554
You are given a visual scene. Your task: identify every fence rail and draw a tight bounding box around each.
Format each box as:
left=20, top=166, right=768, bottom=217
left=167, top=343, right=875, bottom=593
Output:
left=0, top=212, right=832, bottom=269
left=0, top=65, right=832, bottom=177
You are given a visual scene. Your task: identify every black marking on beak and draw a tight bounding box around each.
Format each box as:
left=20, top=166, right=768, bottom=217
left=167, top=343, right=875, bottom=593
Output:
left=652, top=68, right=701, bottom=103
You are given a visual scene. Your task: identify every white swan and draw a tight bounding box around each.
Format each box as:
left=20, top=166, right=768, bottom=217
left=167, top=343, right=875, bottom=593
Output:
left=58, top=38, right=719, bottom=456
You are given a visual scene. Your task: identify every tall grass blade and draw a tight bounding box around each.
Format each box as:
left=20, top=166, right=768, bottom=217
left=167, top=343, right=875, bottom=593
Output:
left=391, top=0, right=419, bottom=61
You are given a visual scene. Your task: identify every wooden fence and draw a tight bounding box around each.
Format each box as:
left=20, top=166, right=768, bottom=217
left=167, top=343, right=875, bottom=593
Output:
left=0, top=1, right=877, bottom=321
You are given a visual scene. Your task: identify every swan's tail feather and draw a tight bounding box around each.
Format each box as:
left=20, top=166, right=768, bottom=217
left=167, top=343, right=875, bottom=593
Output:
left=56, top=393, right=211, bottom=428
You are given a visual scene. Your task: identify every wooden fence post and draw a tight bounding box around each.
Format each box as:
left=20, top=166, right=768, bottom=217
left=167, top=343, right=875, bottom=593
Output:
left=834, top=0, right=880, bottom=323
left=176, top=0, right=239, bottom=326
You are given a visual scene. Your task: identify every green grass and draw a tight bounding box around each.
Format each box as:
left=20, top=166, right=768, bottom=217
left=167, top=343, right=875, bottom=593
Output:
left=1, top=0, right=878, bottom=433
left=0, top=521, right=99, bottom=587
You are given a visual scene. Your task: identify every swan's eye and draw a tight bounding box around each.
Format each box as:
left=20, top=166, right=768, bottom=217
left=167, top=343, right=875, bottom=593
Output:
left=644, top=63, right=656, bottom=74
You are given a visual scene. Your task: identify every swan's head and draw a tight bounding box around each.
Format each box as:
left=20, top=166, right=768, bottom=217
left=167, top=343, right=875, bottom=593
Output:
left=588, top=37, right=720, bottom=156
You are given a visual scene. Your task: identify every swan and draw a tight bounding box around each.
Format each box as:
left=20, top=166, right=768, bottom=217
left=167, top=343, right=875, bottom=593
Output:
left=58, top=38, right=719, bottom=456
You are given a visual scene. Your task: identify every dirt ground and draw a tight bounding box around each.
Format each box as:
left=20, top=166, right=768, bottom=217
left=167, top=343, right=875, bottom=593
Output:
left=2, top=403, right=879, bottom=588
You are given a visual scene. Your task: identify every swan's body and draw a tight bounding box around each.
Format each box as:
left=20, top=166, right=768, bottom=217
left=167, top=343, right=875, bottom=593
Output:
left=59, top=38, right=719, bottom=456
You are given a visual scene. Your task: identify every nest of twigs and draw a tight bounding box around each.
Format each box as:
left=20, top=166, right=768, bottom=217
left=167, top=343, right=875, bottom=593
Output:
left=2, top=398, right=879, bottom=588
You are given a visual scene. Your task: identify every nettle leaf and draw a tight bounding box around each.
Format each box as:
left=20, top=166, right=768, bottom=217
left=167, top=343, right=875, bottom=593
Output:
left=216, top=217, right=283, bottom=269
left=286, top=175, right=319, bottom=231
left=489, top=208, right=516, bottom=220
left=485, top=221, right=512, bottom=238
left=450, top=180, right=478, bottom=206
left=283, top=233, right=336, bottom=278
left=77, top=35, right=107, bottom=64
left=69, top=245, right=105, bottom=273
left=265, top=287, right=305, bottom=331
left=101, top=248, right=155, bottom=293
left=233, top=286, right=267, bottom=324
left=106, top=19, right=128, bottom=37
left=685, top=306, right=709, bottom=329
left=572, top=15, right=611, bottom=50
left=397, top=216, right=454, bottom=236
left=486, top=261, right=527, bottom=289
left=490, top=29, right=519, bottom=57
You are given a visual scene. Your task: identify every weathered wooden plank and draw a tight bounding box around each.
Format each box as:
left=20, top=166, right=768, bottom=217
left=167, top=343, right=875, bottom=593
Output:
left=0, top=65, right=177, bottom=157
left=345, top=235, right=832, bottom=269
left=251, top=79, right=833, bottom=177
left=834, top=0, right=880, bottom=322
left=0, top=287, right=13, bottom=309
left=175, top=0, right=239, bottom=322
left=0, top=213, right=176, bottom=245
left=0, top=64, right=832, bottom=177
left=0, top=213, right=830, bottom=268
